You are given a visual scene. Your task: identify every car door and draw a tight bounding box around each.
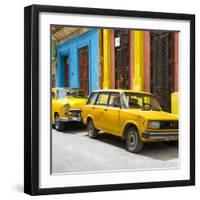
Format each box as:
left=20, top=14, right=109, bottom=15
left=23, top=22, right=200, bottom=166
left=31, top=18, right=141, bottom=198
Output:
left=93, top=92, right=110, bottom=130
left=83, top=92, right=98, bottom=123
left=102, top=92, right=121, bottom=135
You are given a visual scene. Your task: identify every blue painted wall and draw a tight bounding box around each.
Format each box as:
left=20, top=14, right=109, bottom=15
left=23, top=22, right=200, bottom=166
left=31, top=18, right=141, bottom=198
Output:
left=56, top=29, right=99, bottom=93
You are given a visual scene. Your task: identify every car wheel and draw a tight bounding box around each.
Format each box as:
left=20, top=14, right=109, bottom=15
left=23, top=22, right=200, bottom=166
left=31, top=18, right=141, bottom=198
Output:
left=87, top=119, right=98, bottom=139
left=55, top=114, right=65, bottom=131
left=125, top=127, right=143, bottom=153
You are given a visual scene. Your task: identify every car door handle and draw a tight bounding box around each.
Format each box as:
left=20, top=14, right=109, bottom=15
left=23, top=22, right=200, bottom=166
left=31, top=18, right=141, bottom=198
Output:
left=104, top=109, right=108, bottom=111
left=92, top=107, right=95, bottom=109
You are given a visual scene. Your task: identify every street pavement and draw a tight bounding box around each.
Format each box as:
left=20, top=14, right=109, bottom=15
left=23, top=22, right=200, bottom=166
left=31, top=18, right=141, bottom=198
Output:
left=52, top=122, right=178, bottom=174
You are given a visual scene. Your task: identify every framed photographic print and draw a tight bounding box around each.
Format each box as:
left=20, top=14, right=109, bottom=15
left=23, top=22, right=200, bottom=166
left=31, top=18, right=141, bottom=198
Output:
left=24, top=4, right=195, bottom=195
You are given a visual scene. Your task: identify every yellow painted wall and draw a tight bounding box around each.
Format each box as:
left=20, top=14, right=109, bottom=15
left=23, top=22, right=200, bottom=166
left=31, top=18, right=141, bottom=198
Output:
left=99, top=30, right=103, bottom=89
left=102, top=29, right=111, bottom=89
left=171, top=92, right=179, bottom=114
left=133, top=31, right=144, bottom=91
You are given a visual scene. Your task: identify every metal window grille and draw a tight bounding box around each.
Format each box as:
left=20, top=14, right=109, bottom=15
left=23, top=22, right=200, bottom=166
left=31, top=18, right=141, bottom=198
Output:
left=114, top=29, right=130, bottom=89
left=150, top=32, right=174, bottom=112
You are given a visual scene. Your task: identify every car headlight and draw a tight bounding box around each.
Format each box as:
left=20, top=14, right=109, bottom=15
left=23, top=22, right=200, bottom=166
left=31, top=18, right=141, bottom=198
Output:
left=148, top=121, right=160, bottom=129
left=63, top=104, right=70, bottom=110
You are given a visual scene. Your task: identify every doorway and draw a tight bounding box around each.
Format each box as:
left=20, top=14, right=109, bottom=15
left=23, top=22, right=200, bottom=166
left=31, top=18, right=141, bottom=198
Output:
left=114, top=29, right=130, bottom=89
left=64, top=55, right=69, bottom=88
left=150, top=32, right=174, bottom=112
left=79, top=46, right=89, bottom=94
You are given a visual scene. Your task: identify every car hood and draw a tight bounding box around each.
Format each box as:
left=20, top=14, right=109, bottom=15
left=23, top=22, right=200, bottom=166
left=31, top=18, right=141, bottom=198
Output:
left=128, top=109, right=178, bottom=120
left=56, top=97, right=87, bottom=109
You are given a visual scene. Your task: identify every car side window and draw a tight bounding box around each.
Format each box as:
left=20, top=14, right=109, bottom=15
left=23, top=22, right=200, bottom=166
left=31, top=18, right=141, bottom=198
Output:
left=87, top=92, right=98, bottom=105
left=108, top=93, right=121, bottom=107
left=96, top=93, right=110, bottom=106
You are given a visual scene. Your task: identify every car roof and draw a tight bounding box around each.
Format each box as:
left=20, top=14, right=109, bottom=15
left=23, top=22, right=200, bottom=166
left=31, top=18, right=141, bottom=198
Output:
left=52, top=87, right=84, bottom=91
left=91, top=89, right=153, bottom=96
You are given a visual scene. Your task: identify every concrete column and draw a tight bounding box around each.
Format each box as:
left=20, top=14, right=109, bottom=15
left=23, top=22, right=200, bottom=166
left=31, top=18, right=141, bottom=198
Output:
left=69, top=47, right=79, bottom=89
left=89, top=30, right=100, bottom=92
left=171, top=32, right=179, bottom=114
left=129, top=31, right=134, bottom=89
left=99, top=30, right=103, bottom=89
left=110, top=30, right=115, bottom=89
left=56, top=53, right=65, bottom=87
left=174, top=32, right=179, bottom=92
left=144, top=31, right=151, bottom=92
left=103, top=29, right=111, bottom=89
left=133, top=31, right=144, bottom=91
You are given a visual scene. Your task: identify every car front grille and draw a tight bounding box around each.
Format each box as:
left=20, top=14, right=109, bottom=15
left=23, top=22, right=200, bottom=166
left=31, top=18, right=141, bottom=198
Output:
left=159, top=121, right=178, bottom=129
left=68, top=109, right=81, bottom=117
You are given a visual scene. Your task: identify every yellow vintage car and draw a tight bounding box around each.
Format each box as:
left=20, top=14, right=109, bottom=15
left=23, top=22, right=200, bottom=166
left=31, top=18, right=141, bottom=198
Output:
left=81, top=89, right=178, bottom=153
left=52, top=88, right=88, bottom=131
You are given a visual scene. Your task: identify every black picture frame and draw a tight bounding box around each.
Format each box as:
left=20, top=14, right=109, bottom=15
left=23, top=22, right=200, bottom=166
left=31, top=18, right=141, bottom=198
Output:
left=24, top=4, right=195, bottom=196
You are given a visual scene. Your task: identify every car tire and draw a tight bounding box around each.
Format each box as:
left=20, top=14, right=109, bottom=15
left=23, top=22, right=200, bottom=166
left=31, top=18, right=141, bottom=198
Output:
left=55, top=114, right=65, bottom=131
left=125, top=127, right=143, bottom=153
left=87, top=119, right=98, bottom=139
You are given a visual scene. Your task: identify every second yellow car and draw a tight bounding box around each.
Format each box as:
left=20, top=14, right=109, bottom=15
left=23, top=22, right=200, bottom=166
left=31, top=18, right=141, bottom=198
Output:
left=52, top=88, right=88, bottom=131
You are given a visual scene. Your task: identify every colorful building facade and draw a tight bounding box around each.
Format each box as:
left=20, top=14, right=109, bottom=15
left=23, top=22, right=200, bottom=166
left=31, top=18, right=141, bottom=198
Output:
left=52, top=27, right=179, bottom=114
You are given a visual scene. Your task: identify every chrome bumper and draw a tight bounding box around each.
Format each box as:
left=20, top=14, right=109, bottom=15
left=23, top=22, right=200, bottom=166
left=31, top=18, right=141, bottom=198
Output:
left=142, top=131, right=178, bottom=140
left=59, top=116, right=82, bottom=122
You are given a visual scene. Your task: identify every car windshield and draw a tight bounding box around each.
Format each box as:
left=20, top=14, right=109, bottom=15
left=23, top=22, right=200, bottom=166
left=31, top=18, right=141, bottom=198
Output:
left=56, top=88, right=86, bottom=99
left=122, top=92, right=161, bottom=111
